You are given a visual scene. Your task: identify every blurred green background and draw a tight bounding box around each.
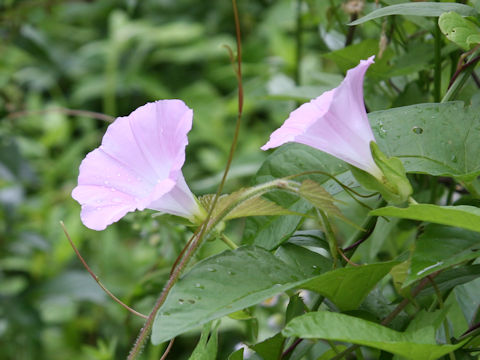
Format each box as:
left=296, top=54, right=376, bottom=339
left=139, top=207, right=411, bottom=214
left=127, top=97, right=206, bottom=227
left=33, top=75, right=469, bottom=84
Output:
left=2, top=0, right=479, bottom=359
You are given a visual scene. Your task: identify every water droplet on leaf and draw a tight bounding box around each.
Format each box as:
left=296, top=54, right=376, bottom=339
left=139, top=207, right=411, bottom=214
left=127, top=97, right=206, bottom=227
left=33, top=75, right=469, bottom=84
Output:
left=412, top=126, right=423, bottom=134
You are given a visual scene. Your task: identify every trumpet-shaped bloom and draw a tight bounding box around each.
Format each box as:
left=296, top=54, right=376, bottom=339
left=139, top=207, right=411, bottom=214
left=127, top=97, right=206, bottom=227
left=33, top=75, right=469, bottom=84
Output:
left=262, top=56, right=382, bottom=179
left=72, top=100, right=204, bottom=231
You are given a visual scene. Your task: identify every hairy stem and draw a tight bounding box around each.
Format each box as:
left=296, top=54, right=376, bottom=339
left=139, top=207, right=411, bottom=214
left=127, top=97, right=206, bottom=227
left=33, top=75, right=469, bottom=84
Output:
left=128, top=2, right=244, bottom=357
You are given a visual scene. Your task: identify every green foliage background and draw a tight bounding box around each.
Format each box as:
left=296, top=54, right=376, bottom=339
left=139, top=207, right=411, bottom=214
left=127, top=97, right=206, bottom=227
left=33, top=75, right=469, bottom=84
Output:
left=1, top=0, right=480, bottom=359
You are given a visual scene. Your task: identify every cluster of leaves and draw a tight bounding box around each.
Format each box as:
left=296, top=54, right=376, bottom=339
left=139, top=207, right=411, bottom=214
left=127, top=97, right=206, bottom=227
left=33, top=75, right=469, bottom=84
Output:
left=2, top=0, right=480, bottom=359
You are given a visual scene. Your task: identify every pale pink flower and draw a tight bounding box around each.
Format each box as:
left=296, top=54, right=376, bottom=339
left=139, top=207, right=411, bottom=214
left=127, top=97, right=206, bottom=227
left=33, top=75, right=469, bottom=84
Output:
left=262, top=56, right=383, bottom=179
left=72, top=100, right=204, bottom=231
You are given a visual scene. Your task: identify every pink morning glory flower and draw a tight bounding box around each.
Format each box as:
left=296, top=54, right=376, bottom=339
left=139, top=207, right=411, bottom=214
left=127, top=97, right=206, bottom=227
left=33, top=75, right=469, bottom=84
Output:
left=262, top=56, right=383, bottom=179
left=72, top=100, right=205, bottom=231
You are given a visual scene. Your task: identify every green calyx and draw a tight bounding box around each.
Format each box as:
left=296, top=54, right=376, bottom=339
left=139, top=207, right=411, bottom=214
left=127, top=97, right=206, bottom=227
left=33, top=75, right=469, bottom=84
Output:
left=350, top=142, right=413, bottom=204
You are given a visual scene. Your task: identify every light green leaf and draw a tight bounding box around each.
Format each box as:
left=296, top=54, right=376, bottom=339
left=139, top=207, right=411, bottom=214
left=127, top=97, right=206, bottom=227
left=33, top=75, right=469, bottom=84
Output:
left=301, top=262, right=398, bottom=311
left=283, top=312, right=466, bottom=359
left=188, top=321, right=220, bottom=360
left=350, top=2, right=477, bottom=25
left=151, top=246, right=309, bottom=344
left=439, top=11, right=480, bottom=50
left=369, top=102, right=480, bottom=180
left=370, top=204, right=480, bottom=233
left=405, top=225, right=480, bottom=286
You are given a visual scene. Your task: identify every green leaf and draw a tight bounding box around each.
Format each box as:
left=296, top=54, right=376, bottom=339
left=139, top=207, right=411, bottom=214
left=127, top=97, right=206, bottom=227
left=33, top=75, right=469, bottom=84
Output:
left=286, top=294, right=307, bottom=324
left=439, top=11, right=480, bottom=50
left=243, top=200, right=311, bottom=250
left=283, top=312, right=466, bottom=359
left=188, top=321, right=220, bottom=360
left=251, top=333, right=284, bottom=360
left=151, top=247, right=394, bottom=343
left=405, top=225, right=480, bottom=286
left=301, top=262, right=398, bottom=311
left=323, top=39, right=394, bottom=79
left=151, top=246, right=309, bottom=344
left=350, top=2, right=477, bottom=25
left=275, top=243, right=332, bottom=277
left=369, top=102, right=480, bottom=181
left=370, top=204, right=480, bottom=233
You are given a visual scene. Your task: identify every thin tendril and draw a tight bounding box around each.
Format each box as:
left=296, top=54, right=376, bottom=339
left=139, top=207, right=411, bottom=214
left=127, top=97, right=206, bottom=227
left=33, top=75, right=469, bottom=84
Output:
left=60, top=221, right=147, bottom=319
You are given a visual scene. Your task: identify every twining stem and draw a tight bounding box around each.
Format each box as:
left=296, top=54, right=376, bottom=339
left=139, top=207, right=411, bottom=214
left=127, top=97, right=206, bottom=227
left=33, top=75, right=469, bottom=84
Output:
left=342, top=214, right=379, bottom=253
left=8, top=107, right=114, bottom=122
left=60, top=222, right=147, bottom=319
left=128, top=2, right=244, bottom=357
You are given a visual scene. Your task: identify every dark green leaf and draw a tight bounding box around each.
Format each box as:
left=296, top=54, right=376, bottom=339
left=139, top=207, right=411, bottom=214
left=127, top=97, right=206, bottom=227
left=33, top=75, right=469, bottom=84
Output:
left=275, top=243, right=332, bottom=277
left=301, top=262, right=398, bottom=311
left=419, top=265, right=480, bottom=298
left=251, top=333, right=284, bottom=360
left=350, top=2, right=477, bottom=25
left=405, top=225, right=480, bottom=286
left=323, top=39, right=393, bottom=79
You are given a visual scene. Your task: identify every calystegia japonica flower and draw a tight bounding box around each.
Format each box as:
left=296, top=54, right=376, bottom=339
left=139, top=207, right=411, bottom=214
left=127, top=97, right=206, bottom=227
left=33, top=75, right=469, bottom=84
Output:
left=262, top=56, right=412, bottom=203
left=262, top=56, right=383, bottom=180
left=72, top=100, right=205, bottom=231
